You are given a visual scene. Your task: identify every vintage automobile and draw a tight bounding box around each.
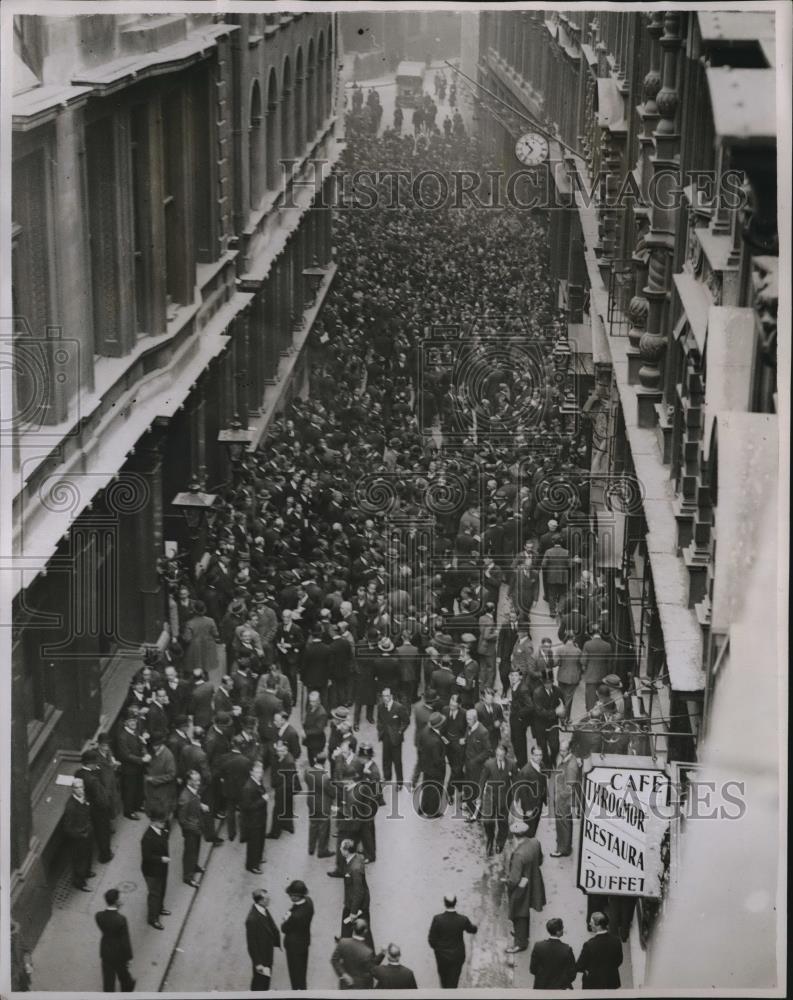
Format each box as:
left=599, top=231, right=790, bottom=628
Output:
left=395, top=61, right=426, bottom=108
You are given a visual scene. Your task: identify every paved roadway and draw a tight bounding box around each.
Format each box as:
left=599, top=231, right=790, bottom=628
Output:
left=31, top=584, right=632, bottom=991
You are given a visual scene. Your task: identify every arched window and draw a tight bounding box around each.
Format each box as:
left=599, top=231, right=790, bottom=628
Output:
left=281, top=55, right=292, bottom=170
left=326, top=22, right=334, bottom=102
left=265, top=68, right=279, bottom=191
left=249, top=79, right=263, bottom=208
left=295, top=47, right=305, bottom=155
left=317, top=33, right=326, bottom=125
left=307, top=38, right=316, bottom=140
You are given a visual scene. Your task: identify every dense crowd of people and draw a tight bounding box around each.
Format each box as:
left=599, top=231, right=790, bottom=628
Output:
left=58, top=84, right=631, bottom=993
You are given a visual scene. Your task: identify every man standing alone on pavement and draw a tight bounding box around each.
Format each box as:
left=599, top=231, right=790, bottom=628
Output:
left=140, top=810, right=170, bottom=929
left=281, top=880, right=314, bottom=990
left=62, top=777, right=95, bottom=891
left=376, top=687, right=409, bottom=787
left=240, top=760, right=269, bottom=874
left=428, top=894, right=478, bottom=988
left=551, top=735, right=582, bottom=858
left=245, top=888, right=281, bottom=990
left=176, top=768, right=208, bottom=887
left=339, top=838, right=374, bottom=949
left=95, top=888, right=136, bottom=991
left=304, top=751, right=335, bottom=858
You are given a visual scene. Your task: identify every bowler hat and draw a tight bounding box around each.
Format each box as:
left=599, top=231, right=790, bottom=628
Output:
left=602, top=674, right=622, bottom=689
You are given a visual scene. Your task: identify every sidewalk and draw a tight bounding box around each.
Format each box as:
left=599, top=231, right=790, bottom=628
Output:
left=31, top=806, right=219, bottom=992
left=30, top=654, right=228, bottom=993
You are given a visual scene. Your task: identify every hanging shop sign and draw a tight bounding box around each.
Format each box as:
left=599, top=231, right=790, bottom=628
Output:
left=578, top=755, right=671, bottom=899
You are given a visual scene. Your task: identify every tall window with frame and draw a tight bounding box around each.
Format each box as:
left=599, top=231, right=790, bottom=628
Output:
left=162, top=87, right=193, bottom=311
left=86, top=116, right=130, bottom=357
left=130, top=103, right=154, bottom=334
left=192, top=66, right=217, bottom=264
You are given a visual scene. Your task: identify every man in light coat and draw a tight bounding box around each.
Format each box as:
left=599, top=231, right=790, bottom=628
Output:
left=550, top=735, right=582, bottom=858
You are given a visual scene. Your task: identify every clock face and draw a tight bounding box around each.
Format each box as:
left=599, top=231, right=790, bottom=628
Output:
left=515, top=132, right=549, bottom=166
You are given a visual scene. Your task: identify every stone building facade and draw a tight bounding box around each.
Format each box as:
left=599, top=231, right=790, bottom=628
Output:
left=10, top=10, right=339, bottom=941
left=472, top=8, right=779, bottom=981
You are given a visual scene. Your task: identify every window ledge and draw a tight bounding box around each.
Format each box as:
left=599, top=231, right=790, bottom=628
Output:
left=27, top=705, right=62, bottom=767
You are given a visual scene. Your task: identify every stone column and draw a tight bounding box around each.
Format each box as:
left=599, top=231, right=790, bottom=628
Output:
left=637, top=11, right=681, bottom=416
left=133, top=432, right=166, bottom=640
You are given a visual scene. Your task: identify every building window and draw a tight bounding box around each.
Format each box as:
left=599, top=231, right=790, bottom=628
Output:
left=192, top=67, right=216, bottom=264
left=281, top=56, right=292, bottom=168
left=249, top=79, right=263, bottom=209
left=130, top=103, right=154, bottom=334
left=162, top=88, right=193, bottom=310
left=14, top=15, right=44, bottom=81
left=266, top=69, right=280, bottom=191
left=86, top=116, right=126, bottom=357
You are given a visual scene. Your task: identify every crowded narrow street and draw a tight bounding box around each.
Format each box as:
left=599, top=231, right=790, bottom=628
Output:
left=8, top=7, right=783, bottom=997
left=31, top=101, right=615, bottom=991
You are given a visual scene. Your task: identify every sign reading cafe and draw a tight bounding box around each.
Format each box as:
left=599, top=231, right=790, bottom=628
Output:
left=578, top=758, right=671, bottom=899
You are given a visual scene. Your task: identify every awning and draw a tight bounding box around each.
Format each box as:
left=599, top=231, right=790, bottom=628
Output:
left=701, top=307, right=755, bottom=446
left=673, top=271, right=711, bottom=354
left=710, top=412, right=778, bottom=633
left=698, top=11, right=776, bottom=47
left=597, top=77, right=626, bottom=132
left=706, top=67, right=776, bottom=143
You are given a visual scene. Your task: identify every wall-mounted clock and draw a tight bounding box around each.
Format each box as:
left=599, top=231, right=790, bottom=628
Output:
left=515, top=131, right=549, bottom=166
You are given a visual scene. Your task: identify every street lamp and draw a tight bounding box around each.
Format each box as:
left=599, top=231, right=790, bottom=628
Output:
left=217, top=415, right=256, bottom=463
left=218, top=414, right=256, bottom=487
left=302, top=257, right=327, bottom=307
left=171, top=479, right=219, bottom=578
left=171, top=478, right=219, bottom=529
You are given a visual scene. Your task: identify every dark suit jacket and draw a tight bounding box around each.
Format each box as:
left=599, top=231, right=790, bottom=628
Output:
left=302, top=640, right=331, bottom=690
left=576, top=932, right=623, bottom=988
left=331, top=937, right=379, bottom=988
left=245, top=905, right=281, bottom=967
left=281, top=897, right=314, bottom=951
left=95, top=908, right=133, bottom=964
left=275, top=724, right=301, bottom=762
left=428, top=911, right=477, bottom=963
left=512, top=762, right=548, bottom=819
left=189, top=680, right=216, bottom=730
left=416, top=726, right=447, bottom=781
left=116, top=727, right=147, bottom=773
left=343, top=854, right=370, bottom=915
left=581, top=637, right=613, bottom=685
left=218, top=750, right=251, bottom=801
left=478, top=756, right=516, bottom=817
left=63, top=796, right=93, bottom=839
left=140, top=826, right=169, bottom=878
left=376, top=700, right=409, bottom=745
left=373, top=963, right=418, bottom=988
left=146, top=702, right=170, bottom=745
left=532, top=684, right=565, bottom=730
left=530, top=937, right=577, bottom=988
left=463, top=724, right=491, bottom=782
left=475, top=700, right=503, bottom=741
left=240, top=778, right=269, bottom=829
left=304, top=765, right=334, bottom=818
left=177, top=786, right=203, bottom=834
